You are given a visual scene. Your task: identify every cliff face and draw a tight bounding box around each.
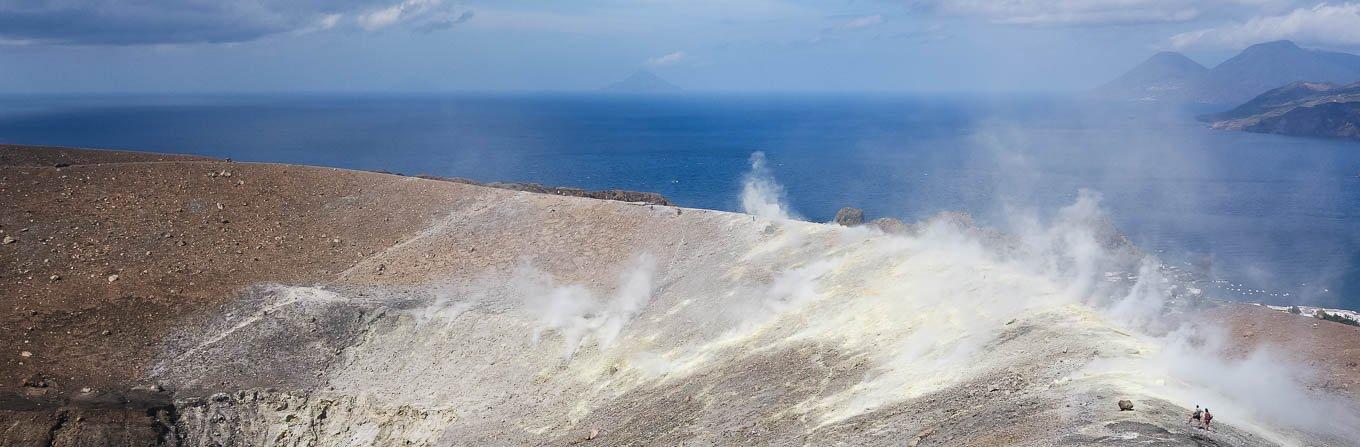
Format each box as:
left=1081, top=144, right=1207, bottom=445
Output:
left=2, top=146, right=1357, bottom=446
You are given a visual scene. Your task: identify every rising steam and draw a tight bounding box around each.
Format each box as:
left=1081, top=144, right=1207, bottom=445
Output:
left=741, top=151, right=797, bottom=220
left=729, top=150, right=1359, bottom=442
left=518, top=255, right=658, bottom=359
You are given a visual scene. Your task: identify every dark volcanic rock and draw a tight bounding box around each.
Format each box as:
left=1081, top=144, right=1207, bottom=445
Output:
left=1118, top=399, right=1135, bottom=411
left=833, top=207, right=864, bottom=226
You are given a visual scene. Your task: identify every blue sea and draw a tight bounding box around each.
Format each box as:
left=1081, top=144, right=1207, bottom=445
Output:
left=1, top=93, right=1358, bottom=309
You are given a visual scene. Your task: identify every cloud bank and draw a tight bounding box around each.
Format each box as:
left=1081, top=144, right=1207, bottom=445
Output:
left=1170, top=2, right=1360, bottom=49
left=917, top=0, right=1206, bottom=25
left=0, top=0, right=474, bottom=45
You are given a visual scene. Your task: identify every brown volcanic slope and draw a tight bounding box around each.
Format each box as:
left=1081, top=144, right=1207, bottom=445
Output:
left=0, top=145, right=486, bottom=444
left=2, top=145, right=1359, bottom=446
left=0, top=145, right=474, bottom=391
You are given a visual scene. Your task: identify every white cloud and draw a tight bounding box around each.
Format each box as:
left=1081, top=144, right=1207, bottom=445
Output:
left=0, top=0, right=474, bottom=46
left=357, top=0, right=471, bottom=31
left=838, top=14, right=883, bottom=30
left=923, top=0, right=1209, bottom=25
left=645, top=51, right=688, bottom=67
left=1170, top=3, right=1360, bottom=49
left=318, top=14, right=343, bottom=31
left=359, top=5, right=406, bottom=30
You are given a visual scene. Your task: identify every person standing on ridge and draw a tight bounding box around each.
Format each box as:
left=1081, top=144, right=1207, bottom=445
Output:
left=1189, top=405, right=1202, bottom=425
left=1202, top=408, right=1213, bottom=430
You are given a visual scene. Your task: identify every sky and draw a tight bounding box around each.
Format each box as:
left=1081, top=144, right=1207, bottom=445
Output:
left=2, top=0, right=1360, bottom=93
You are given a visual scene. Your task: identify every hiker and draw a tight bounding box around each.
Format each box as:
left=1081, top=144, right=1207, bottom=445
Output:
left=1203, top=408, right=1213, bottom=430
left=1188, top=405, right=1202, bottom=425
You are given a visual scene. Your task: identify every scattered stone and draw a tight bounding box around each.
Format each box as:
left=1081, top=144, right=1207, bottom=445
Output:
left=132, top=383, right=165, bottom=393
left=107, top=274, right=119, bottom=283
left=20, top=351, right=32, bottom=358
left=2, top=235, right=14, bottom=244
left=907, top=427, right=935, bottom=447
left=48, top=275, right=60, bottom=281
left=587, top=428, right=600, bottom=440
left=1118, top=399, right=1134, bottom=411
left=21, top=373, right=49, bottom=388
left=834, top=207, right=865, bottom=226
left=101, top=330, right=111, bottom=336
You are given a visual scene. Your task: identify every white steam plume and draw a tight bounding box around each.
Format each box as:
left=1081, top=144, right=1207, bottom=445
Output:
left=518, top=255, right=658, bottom=359
left=991, top=189, right=1360, bottom=442
left=741, top=151, right=797, bottom=221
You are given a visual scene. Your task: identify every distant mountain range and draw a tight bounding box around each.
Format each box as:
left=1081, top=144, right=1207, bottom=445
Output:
left=1200, top=81, right=1360, bottom=140
left=1095, top=40, right=1360, bottom=105
left=603, top=70, right=682, bottom=93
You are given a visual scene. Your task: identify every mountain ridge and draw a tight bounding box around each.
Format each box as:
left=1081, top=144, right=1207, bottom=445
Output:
left=1097, top=40, right=1360, bottom=105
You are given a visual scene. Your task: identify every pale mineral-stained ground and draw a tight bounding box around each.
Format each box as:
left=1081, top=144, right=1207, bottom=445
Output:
left=2, top=145, right=1358, bottom=446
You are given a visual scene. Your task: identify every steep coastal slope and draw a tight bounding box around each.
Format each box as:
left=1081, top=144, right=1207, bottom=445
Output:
left=1097, top=41, right=1360, bottom=105
left=1202, top=81, right=1360, bottom=139
left=2, top=146, right=1357, bottom=446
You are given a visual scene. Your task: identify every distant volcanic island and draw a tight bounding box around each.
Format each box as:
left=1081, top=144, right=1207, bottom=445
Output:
left=1096, top=40, right=1360, bottom=141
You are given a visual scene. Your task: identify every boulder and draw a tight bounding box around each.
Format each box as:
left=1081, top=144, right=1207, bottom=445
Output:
left=834, top=207, right=865, bottom=226
left=1118, top=400, right=1134, bottom=411
left=869, top=218, right=908, bottom=234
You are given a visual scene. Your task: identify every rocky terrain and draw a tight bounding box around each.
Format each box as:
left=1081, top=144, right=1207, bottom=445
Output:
left=2, top=145, right=1358, bottom=446
left=1200, top=81, right=1360, bottom=140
